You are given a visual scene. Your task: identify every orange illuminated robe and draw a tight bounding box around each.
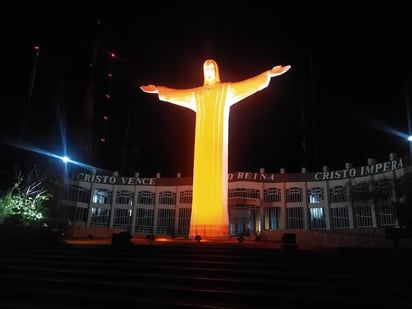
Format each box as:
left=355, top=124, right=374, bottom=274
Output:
left=155, top=69, right=274, bottom=239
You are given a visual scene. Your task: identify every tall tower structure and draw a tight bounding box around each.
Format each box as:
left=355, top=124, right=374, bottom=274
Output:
left=77, top=21, right=100, bottom=165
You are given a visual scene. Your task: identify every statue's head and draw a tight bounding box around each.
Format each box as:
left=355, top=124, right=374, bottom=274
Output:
left=203, top=59, right=220, bottom=85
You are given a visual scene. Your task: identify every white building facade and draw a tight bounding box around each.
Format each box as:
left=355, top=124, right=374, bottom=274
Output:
left=60, top=155, right=411, bottom=238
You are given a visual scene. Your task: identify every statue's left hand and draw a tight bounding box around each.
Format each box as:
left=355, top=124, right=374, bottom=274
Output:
left=269, top=65, right=291, bottom=77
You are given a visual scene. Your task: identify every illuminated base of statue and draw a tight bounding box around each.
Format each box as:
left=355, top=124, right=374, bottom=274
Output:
left=189, top=224, right=230, bottom=240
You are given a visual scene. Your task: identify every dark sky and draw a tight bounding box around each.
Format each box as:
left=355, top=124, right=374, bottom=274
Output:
left=1, top=3, right=412, bottom=178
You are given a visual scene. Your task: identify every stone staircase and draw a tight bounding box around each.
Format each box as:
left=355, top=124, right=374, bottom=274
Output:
left=0, top=242, right=411, bottom=308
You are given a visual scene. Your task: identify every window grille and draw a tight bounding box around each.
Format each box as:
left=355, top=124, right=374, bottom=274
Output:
left=60, top=205, right=88, bottom=224
left=378, top=205, right=396, bottom=227
left=113, top=208, right=133, bottom=231
left=263, top=207, right=281, bottom=230
left=331, top=207, right=350, bottom=229
left=159, top=191, right=176, bottom=205
left=287, top=207, right=304, bottom=229
left=309, top=207, right=327, bottom=230
left=177, top=208, right=191, bottom=236
left=286, top=187, right=303, bottom=203
left=92, top=188, right=112, bottom=204
left=64, top=185, right=90, bottom=203
left=156, top=209, right=175, bottom=235
left=137, top=191, right=155, bottom=205
left=90, top=207, right=110, bottom=226
left=329, top=185, right=347, bottom=203
left=375, top=179, right=393, bottom=199
left=307, top=187, right=324, bottom=204
left=179, top=190, right=193, bottom=204
left=264, top=187, right=281, bottom=202
left=134, top=208, right=154, bottom=233
left=228, top=188, right=260, bottom=199
left=354, top=206, right=373, bottom=227
left=116, top=190, right=134, bottom=206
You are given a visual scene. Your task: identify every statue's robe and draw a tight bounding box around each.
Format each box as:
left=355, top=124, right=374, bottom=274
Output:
left=156, top=71, right=272, bottom=239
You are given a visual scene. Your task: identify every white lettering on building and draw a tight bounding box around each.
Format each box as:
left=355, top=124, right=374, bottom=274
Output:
left=74, top=159, right=403, bottom=184
left=314, top=158, right=403, bottom=180
left=76, top=173, right=156, bottom=185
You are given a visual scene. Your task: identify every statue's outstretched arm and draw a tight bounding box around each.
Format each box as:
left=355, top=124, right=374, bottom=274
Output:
left=140, top=84, right=197, bottom=111
left=140, top=84, right=158, bottom=94
left=228, top=64, right=291, bottom=105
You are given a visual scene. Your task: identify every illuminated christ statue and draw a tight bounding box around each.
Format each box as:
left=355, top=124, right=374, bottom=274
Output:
left=140, top=59, right=291, bottom=239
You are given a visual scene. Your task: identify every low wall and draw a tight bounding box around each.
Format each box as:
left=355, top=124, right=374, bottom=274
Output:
left=0, top=225, right=61, bottom=248
left=260, top=229, right=394, bottom=248
left=64, top=225, right=125, bottom=239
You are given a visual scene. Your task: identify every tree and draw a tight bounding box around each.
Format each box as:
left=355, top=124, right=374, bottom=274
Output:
left=394, top=173, right=412, bottom=229
left=0, top=165, right=53, bottom=225
left=0, top=186, right=20, bottom=219
left=349, top=172, right=412, bottom=230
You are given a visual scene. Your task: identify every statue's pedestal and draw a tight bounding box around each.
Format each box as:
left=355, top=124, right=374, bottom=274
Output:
left=189, top=224, right=230, bottom=240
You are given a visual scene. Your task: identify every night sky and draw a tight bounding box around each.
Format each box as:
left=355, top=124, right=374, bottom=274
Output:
left=1, top=4, right=411, bottom=179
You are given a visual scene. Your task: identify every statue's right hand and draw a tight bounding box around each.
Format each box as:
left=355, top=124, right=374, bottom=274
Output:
left=140, top=84, right=158, bottom=93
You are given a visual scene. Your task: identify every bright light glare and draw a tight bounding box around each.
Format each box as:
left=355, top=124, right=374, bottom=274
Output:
left=0, top=140, right=106, bottom=173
